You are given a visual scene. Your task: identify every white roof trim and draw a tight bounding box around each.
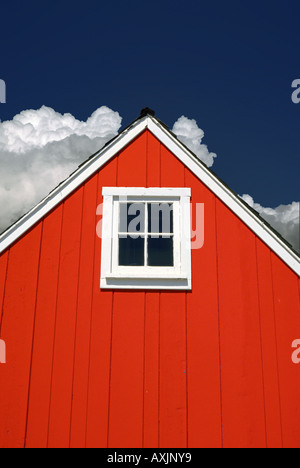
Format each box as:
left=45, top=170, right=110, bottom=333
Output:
left=0, top=115, right=299, bottom=276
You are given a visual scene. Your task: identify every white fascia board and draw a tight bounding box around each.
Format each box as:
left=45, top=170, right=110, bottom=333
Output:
left=147, top=117, right=300, bottom=277
left=0, top=116, right=150, bottom=254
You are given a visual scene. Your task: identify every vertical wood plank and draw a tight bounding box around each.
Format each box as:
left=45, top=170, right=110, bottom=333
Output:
left=85, top=161, right=117, bottom=448
left=143, top=292, right=160, bottom=448
left=255, top=239, right=282, bottom=448
left=185, top=171, right=222, bottom=448
left=146, top=132, right=161, bottom=188
left=25, top=206, right=63, bottom=448
left=108, top=292, right=145, bottom=447
left=70, top=175, right=98, bottom=448
left=159, top=145, right=187, bottom=448
left=107, top=132, right=148, bottom=448
left=47, top=189, right=83, bottom=448
left=143, top=131, right=161, bottom=447
left=117, top=131, right=147, bottom=186
left=159, top=292, right=187, bottom=447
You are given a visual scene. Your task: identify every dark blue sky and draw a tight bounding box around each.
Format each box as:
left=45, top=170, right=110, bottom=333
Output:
left=0, top=0, right=299, bottom=207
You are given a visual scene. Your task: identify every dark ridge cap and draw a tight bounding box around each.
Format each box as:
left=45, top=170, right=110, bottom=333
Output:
left=140, top=107, right=155, bottom=117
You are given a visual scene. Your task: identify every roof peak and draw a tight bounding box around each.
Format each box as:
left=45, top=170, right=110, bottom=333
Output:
left=0, top=114, right=298, bottom=275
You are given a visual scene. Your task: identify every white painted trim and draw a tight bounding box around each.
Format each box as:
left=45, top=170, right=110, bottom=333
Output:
left=100, top=187, right=192, bottom=290
left=101, top=277, right=190, bottom=290
left=0, top=114, right=298, bottom=277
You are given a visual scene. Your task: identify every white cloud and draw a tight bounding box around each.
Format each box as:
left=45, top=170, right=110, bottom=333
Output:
left=172, top=115, right=217, bottom=167
left=0, top=105, right=121, bottom=152
left=0, top=106, right=122, bottom=232
left=241, top=195, right=299, bottom=252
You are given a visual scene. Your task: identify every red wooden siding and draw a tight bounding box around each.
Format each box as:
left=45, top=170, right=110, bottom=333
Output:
left=0, top=130, right=299, bottom=448
left=0, top=225, right=42, bottom=448
left=271, top=254, right=300, bottom=447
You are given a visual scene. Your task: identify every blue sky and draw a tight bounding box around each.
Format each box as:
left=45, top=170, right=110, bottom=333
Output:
left=0, top=0, right=299, bottom=212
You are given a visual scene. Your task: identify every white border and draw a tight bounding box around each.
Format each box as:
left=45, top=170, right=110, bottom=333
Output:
left=100, top=187, right=192, bottom=290
left=0, top=115, right=298, bottom=276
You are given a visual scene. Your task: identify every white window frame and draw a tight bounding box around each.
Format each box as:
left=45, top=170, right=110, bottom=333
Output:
left=100, top=187, right=192, bottom=290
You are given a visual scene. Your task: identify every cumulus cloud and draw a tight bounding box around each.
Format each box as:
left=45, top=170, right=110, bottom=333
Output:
left=0, top=106, right=122, bottom=232
left=241, top=195, right=300, bottom=252
left=172, top=115, right=217, bottom=167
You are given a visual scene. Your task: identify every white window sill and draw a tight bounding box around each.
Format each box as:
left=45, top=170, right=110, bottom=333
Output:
left=100, top=276, right=191, bottom=290
left=104, top=272, right=188, bottom=280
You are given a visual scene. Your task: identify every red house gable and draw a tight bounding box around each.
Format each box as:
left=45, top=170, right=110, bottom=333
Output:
left=0, top=113, right=299, bottom=448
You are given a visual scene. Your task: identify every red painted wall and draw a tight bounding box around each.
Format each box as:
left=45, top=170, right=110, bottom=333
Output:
left=0, top=130, right=299, bottom=448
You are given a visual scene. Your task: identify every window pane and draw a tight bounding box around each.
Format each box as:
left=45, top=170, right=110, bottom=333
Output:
left=147, top=236, right=174, bottom=267
left=119, top=236, right=145, bottom=266
left=119, top=203, right=145, bottom=233
left=148, top=203, right=173, bottom=233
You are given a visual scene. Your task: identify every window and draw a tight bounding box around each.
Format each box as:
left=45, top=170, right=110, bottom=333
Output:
left=118, top=202, right=174, bottom=267
left=100, top=188, right=191, bottom=290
